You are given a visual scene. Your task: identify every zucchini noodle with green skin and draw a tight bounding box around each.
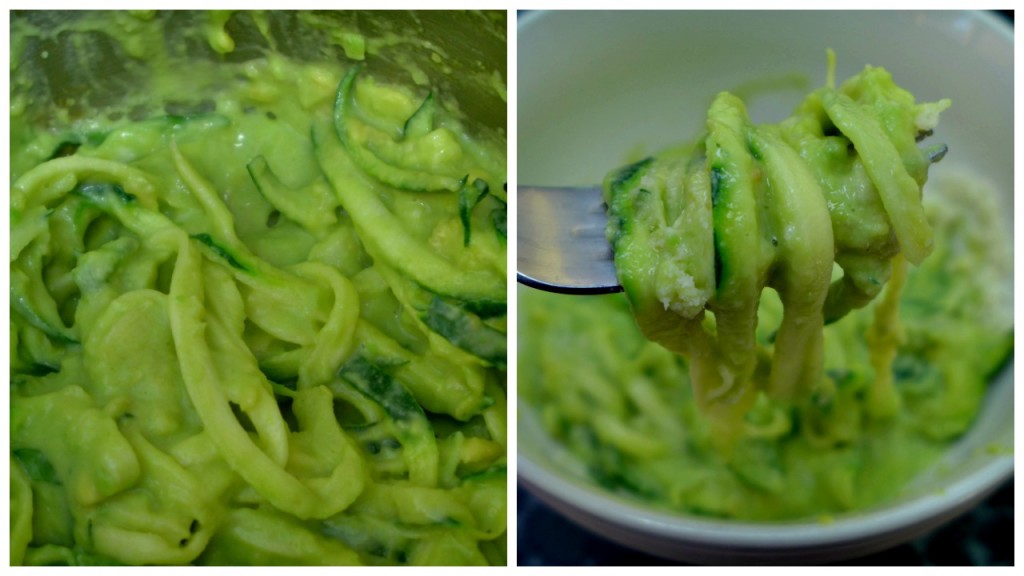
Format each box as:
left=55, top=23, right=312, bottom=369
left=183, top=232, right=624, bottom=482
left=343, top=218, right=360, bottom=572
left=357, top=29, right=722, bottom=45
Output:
left=521, top=171, right=1012, bottom=520
left=604, top=59, right=951, bottom=429
left=10, top=25, right=506, bottom=565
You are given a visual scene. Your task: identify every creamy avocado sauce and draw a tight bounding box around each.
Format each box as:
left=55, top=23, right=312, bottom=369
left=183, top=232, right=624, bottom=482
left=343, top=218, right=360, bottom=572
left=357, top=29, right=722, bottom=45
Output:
left=11, top=11, right=506, bottom=566
left=520, top=62, right=1011, bottom=520
left=602, top=61, right=952, bottom=430
left=521, top=170, right=1010, bottom=520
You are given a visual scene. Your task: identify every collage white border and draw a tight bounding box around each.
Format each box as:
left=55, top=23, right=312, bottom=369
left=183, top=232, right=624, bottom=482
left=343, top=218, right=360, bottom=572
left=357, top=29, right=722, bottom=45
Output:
left=1, top=2, right=1020, bottom=572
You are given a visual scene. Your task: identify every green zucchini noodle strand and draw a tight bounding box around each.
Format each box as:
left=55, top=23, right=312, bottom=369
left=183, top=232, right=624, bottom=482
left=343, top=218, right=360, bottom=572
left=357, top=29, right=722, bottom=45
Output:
left=523, top=168, right=1009, bottom=521
left=524, top=58, right=1007, bottom=520
left=10, top=53, right=506, bottom=564
left=604, top=55, right=950, bottom=430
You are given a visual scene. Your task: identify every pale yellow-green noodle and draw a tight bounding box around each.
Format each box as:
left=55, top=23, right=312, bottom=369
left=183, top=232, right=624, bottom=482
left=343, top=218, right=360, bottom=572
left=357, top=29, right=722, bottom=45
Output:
left=10, top=11, right=506, bottom=566
left=522, top=170, right=1011, bottom=519
left=523, top=59, right=1010, bottom=519
left=603, top=57, right=951, bottom=432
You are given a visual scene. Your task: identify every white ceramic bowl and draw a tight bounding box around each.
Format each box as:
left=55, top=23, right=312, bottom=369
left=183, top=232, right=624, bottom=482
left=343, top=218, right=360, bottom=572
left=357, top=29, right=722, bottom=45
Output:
left=517, top=10, right=1013, bottom=564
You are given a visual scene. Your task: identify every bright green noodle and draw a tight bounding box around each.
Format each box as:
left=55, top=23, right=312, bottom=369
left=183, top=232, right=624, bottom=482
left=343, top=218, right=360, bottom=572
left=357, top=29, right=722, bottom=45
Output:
left=603, top=58, right=951, bottom=430
left=521, top=172, right=1011, bottom=520
left=10, top=11, right=506, bottom=566
left=522, top=59, right=1011, bottom=519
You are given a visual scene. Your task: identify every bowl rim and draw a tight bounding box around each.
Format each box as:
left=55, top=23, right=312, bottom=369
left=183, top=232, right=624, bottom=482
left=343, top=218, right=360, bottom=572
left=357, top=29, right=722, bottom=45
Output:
left=518, top=444, right=1012, bottom=549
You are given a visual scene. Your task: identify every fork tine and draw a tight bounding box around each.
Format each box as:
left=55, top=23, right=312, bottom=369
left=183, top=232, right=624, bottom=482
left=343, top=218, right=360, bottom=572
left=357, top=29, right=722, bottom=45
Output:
left=925, top=143, right=948, bottom=164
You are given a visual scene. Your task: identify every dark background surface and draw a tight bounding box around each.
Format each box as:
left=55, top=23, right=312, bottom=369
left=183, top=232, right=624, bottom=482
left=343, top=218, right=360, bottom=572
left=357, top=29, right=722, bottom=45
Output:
left=516, top=9, right=1014, bottom=567
left=517, top=481, right=1014, bottom=566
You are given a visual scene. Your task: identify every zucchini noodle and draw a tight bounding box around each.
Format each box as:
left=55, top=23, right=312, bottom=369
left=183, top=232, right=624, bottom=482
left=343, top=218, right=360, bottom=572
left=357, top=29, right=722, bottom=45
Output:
left=521, top=171, right=1011, bottom=520
left=521, top=57, right=1011, bottom=520
left=604, top=57, right=951, bottom=429
left=10, top=11, right=506, bottom=566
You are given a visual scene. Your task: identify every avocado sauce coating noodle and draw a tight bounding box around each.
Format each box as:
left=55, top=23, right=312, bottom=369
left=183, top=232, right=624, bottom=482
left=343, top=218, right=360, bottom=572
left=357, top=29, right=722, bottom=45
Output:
left=603, top=57, right=950, bottom=429
left=521, top=169, right=1011, bottom=520
left=10, top=12, right=506, bottom=566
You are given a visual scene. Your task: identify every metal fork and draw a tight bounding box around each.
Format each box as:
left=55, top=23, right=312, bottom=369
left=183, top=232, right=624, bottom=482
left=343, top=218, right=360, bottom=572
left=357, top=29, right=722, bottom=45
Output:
left=517, top=185, right=621, bottom=294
